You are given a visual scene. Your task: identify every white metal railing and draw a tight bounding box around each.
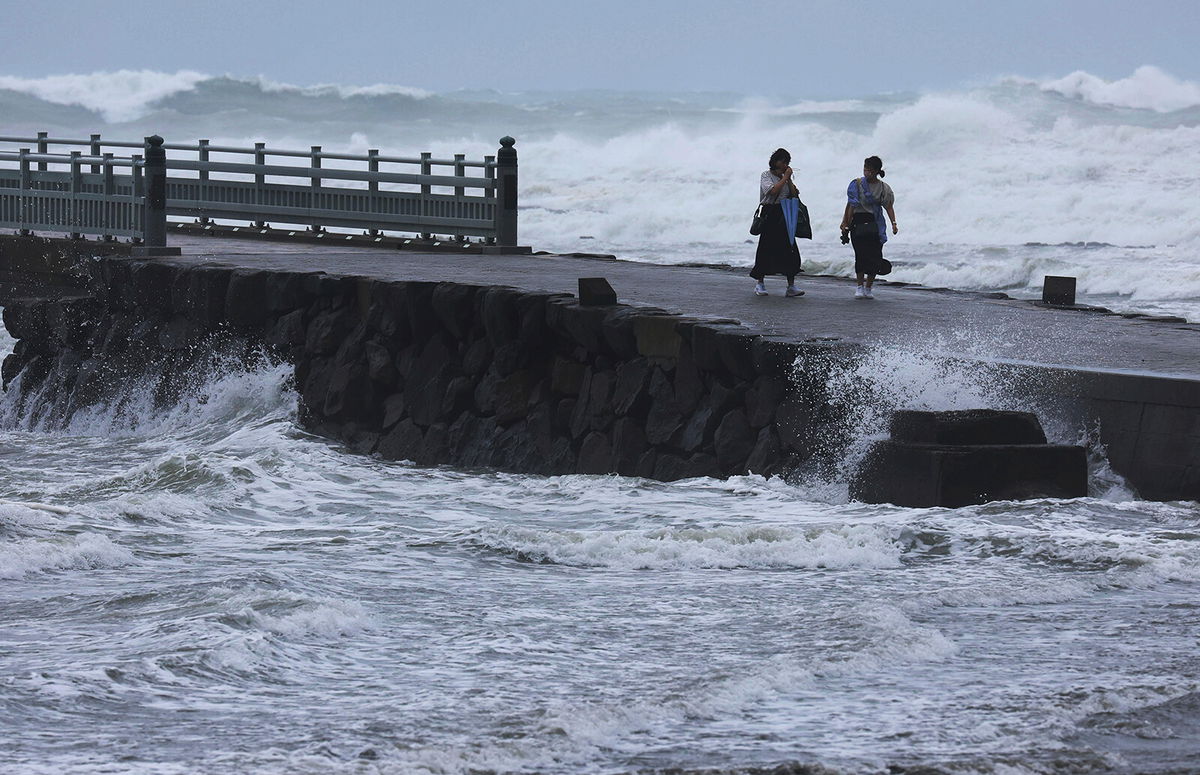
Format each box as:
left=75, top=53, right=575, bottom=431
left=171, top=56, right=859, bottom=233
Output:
left=0, top=132, right=519, bottom=245
left=0, top=148, right=149, bottom=241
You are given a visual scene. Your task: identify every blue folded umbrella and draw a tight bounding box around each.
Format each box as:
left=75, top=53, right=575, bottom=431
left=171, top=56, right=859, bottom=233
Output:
left=779, top=198, right=799, bottom=246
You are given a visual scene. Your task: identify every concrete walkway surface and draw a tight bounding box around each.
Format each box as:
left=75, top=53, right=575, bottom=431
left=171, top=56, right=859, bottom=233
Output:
left=165, top=235, right=1200, bottom=381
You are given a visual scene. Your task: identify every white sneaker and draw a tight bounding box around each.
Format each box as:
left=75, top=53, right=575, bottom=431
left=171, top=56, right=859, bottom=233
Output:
left=754, top=282, right=768, bottom=296
left=863, top=286, right=875, bottom=299
left=785, top=286, right=805, bottom=297
left=854, top=284, right=865, bottom=299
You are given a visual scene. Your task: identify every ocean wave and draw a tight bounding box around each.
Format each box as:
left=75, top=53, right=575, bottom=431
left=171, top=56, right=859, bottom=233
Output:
left=0, top=69, right=208, bottom=122
left=905, top=516, right=1200, bottom=591
left=0, top=70, right=435, bottom=124
left=0, top=532, right=133, bottom=579
left=252, top=75, right=432, bottom=100
left=0, top=350, right=294, bottom=437
left=234, top=599, right=376, bottom=639
left=463, top=522, right=903, bottom=569
left=1029, top=65, right=1200, bottom=112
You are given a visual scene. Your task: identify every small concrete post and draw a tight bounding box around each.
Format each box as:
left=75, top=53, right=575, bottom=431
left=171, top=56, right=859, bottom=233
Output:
left=143, top=135, right=167, bottom=248
left=1043, top=275, right=1077, bottom=306
left=69, top=151, right=83, bottom=239
left=495, top=136, right=517, bottom=247
left=367, top=149, right=380, bottom=237
left=579, top=277, right=617, bottom=306
left=18, top=148, right=31, bottom=235
left=90, top=134, right=102, bottom=174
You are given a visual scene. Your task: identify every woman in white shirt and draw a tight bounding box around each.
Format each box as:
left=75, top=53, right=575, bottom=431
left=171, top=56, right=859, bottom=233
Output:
left=750, top=148, right=804, bottom=297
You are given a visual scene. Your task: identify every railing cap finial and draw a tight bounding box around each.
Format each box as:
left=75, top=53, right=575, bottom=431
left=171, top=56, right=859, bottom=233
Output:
left=499, top=136, right=515, bottom=148
left=145, top=135, right=164, bottom=147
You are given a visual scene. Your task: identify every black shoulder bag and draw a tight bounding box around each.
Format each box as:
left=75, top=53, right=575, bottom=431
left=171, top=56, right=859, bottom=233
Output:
left=750, top=203, right=764, bottom=236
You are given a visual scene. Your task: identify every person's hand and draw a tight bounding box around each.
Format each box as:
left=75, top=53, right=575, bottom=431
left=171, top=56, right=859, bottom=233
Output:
left=783, top=165, right=793, bottom=179
left=892, top=223, right=899, bottom=235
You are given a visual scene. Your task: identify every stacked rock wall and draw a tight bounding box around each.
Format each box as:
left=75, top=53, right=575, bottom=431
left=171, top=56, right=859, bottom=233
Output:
left=1, top=257, right=846, bottom=480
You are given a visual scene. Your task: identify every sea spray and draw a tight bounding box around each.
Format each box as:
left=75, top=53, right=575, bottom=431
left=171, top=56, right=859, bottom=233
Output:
left=786, top=324, right=1127, bottom=500
left=0, top=339, right=291, bottom=437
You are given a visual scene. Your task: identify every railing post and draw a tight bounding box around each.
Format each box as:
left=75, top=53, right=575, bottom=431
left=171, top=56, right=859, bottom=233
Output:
left=198, top=139, right=210, bottom=225
left=453, top=153, right=466, bottom=242
left=36, top=131, right=48, bottom=171
left=367, top=149, right=380, bottom=237
left=102, top=153, right=116, bottom=241
left=69, top=151, right=83, bottom=239
left=143, top=135, right=167, bottom=247
left=90, top=134, right=102, bottom=174
left=420, top=151, right=432, bottom=240
left=18, top=148, right=31, bottom=235
left=494, top=136, right=518, bottom=247
left=310, top=145, right=322, bottom=233
left=253, top=142, right=266, bottom=228
left=483, top=154, right=495, bottom=244
left=131, top=154, right=144, bottom=242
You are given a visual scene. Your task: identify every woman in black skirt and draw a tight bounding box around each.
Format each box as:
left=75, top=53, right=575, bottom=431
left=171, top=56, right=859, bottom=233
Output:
left=750, top=148, right=804, bottom=297
left=839, top=155, right=897, bottom=299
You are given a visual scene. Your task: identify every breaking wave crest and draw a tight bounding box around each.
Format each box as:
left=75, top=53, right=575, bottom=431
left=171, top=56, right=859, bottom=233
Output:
left=463, top=522, right=904, bottom=569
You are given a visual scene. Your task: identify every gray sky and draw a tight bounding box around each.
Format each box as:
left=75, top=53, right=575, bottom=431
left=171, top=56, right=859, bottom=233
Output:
left=1, top=0, right=1196, bottom=95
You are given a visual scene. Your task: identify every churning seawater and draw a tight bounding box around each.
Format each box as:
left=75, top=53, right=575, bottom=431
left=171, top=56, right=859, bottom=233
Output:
left=3, top=65, right=1200, bottom=772
left=2, top=320, right=1200, bottom=775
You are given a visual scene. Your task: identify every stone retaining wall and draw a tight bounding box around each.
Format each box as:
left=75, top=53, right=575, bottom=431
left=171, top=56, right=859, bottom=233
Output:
left=1, top=257, right=849, bottom=480
left=3, top=251, right=1198, bottom=499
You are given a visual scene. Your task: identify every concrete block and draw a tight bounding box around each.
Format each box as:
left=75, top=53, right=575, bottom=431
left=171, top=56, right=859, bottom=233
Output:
left=852, top=440, right=1087, bottom=507
left=890, top=409, right=1047, bottom=445
left=578, top=277, right=617, bottom=306
left=1043, top=275, right=1076, bottom=305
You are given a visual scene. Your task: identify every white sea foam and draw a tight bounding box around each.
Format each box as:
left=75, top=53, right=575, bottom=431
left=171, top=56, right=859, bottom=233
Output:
left=0, top=532, right=133, bottom=579
left=246, top=600, right=376, bottom=638
left=0, top=351, right=294, bottom=437
left=1031, top=65, right=1200, bottom=112
left=0, top=501, right=63, bottom=530
left=360, top=602, right=958, bottom=775
left=0, top=69, right=209, bottom=122
left=532, top=604, right=958, bottom=765
left=802, top=335, right=1032, bottom=492
left=251, top=74, right=432, bottom=100
left=467, top=522, right=903, bottom=569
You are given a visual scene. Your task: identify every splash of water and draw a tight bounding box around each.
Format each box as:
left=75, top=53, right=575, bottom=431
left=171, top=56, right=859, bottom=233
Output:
left=790, top=326, right=1127, bottom=501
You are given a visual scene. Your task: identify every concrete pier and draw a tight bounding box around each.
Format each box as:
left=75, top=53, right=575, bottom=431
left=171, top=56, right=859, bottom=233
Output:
left=2, top=233, right=1198, bottom=500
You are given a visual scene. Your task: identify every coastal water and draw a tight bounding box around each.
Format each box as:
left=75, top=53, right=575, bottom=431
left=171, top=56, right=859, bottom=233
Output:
left=2, top=323, right=1199, bottom=774
left=2, top=67, right=1200, bottom=773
